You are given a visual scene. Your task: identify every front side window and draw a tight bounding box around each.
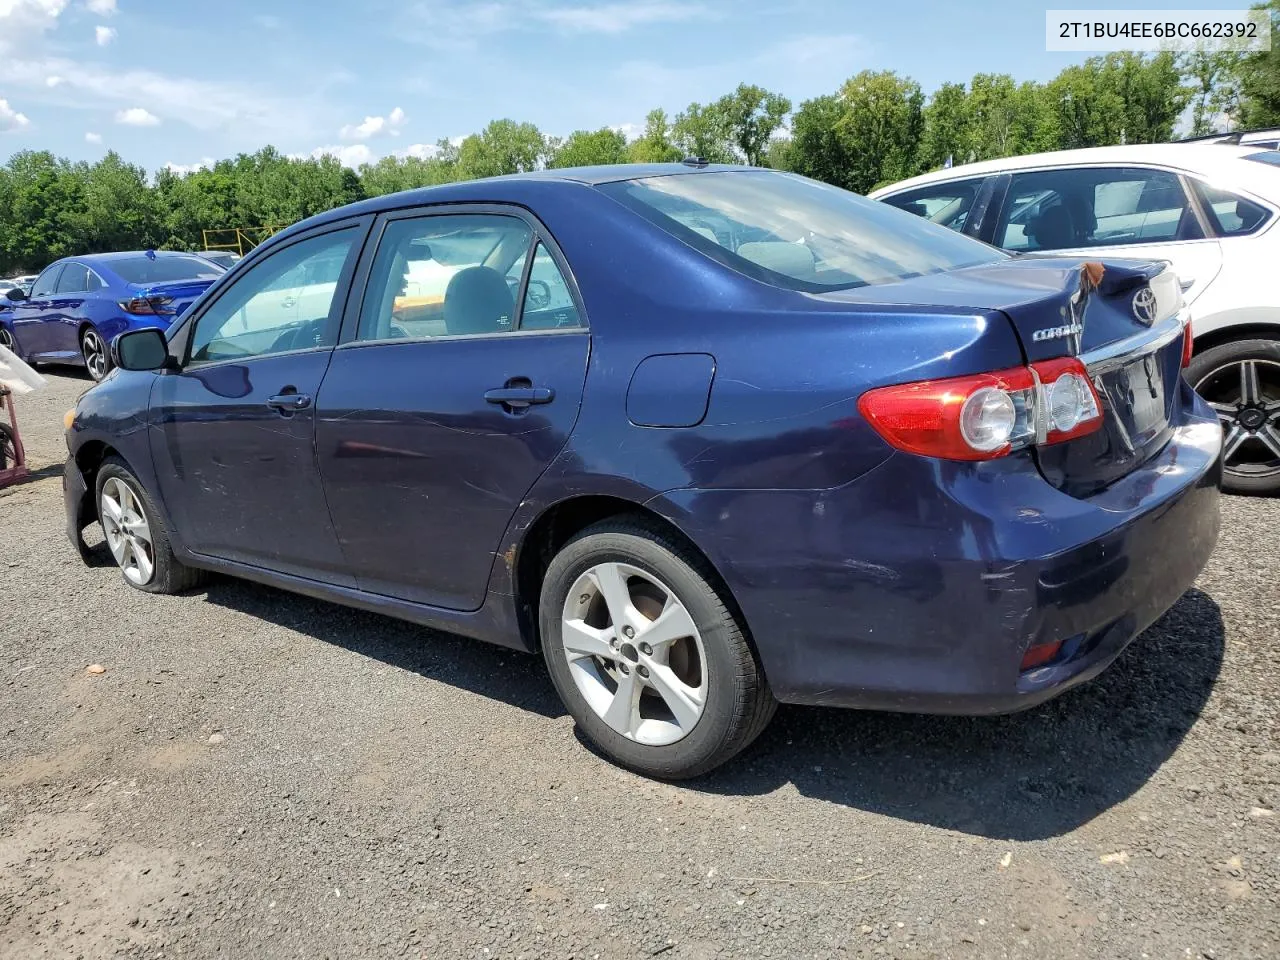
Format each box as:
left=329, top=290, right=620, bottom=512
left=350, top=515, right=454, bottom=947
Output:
left=55, top=263, right=90, bottom=294
left=1193, top=181, right=1272, bottom=236
left=357, top=214, right=534, bottom=341
left=189, top=228, right=358, bottom=365
left=996, top=167, right=1200, bottom=252
left=600, top=170, right=1004, bottom=292
left=880, top=179, right=984, bottom=235
left=31, top=265, right=63, bottom=298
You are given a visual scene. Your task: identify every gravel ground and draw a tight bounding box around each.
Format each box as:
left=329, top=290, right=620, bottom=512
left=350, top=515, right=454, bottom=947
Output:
left=2, top=370, right=1277, bottom=960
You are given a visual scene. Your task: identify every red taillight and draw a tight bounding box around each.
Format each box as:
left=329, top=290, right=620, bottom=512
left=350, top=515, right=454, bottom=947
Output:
left=118, top=296, right=175, bottom=316
left=858, top=358, right=1103, bottom=461
left=1020, top=639, right=1063, bottom=671
left=1181, top=325, right=1194, bottom=369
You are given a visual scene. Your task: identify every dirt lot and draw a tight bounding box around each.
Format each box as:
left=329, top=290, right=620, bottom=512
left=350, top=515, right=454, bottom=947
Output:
left=2, top=370, right=1278, bottom=960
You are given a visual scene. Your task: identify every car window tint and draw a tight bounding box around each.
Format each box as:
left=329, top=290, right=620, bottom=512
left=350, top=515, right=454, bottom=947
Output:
left=880, top=179, right=983, bottom=234
left=55, top=263, right=90, bottom=294
left=1192, top=181, right=1272, bottom=236
left=31, top=265, right=63, bottom=298
left=111, top=255, right=224, bottom=285
left=357, top=214, right=533, bottom=341
left=996, top=168, right=1199, bottom=251
left=189, top=228, right=358, bottom=365
left=519, top=244, right=581, bottom=330
left=601, top=171, right=1004, bottom=292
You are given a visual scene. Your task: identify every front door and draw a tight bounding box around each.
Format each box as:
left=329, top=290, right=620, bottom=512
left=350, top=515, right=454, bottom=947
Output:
left=316, top=210, right=590, bottom=610
left=150, top=223, right=366, bottom=583
left=9, top=264, right=64, bottom=359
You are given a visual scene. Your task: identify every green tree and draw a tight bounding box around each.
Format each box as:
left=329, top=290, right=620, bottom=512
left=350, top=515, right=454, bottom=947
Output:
left=713, top=83, right=791, bottom=165
left=672, top=101, right=736, bottom=163
left=1050, top=53, right=1188, bottom=148
left=1237, top=1, right=1280, bottom=126
left=919, top=81, right=971, bottom=170
left=627, top=109, right=681, bottom=163
left=455, top=120, right=548, bottom=180
left=548, top=127, right=629, bottom=168
left=788, top=94, right=856, bottom=189
left=1184, top=50, right=1244, bottom=135
left=831, top=70, right=925, bottom=192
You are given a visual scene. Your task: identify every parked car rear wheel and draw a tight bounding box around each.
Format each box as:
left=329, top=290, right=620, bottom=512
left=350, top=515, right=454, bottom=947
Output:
left=0, top=325, right=15, bottom=354
left=96, top=456, right=205, bottom=594
left=540, top=518, right=775, bottom=779
left=1187, top=339, right=1280, bottom=495
left=81, top=327, right=111, bottom=382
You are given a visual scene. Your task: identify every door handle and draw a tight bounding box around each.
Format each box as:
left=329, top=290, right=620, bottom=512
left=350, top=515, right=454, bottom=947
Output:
left=267, top=392, right=312, bottom=414
left=484, top=383, right=555, bottom=410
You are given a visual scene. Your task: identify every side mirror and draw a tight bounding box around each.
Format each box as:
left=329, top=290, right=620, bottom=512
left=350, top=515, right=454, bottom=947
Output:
left=113, top=328, right=170, bottom=371
left=5, top=287, right=27, bottom=302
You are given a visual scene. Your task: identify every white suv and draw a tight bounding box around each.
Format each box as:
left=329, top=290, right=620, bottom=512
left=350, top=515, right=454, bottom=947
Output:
left=872, top=143, right=1280, bottom=494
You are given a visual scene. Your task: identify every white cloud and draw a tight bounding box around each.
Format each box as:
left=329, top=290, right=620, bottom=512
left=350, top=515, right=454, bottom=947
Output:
left=0, top=0, right=70, bottom=53
left=611, top=122, right=641, bottom=141
left=340, top=106, right=406, bottom=141
left=85, top=0, right=117, bottom=14
left=45, top=74, right=62, bottom=86
left=308, top=143, right=375, bottom=168
left=252, top=13, right=281, bottom=29
left=94, top=24, right=115, bottom=45
left=535, top=1, right=710, bottom=34
left=84, top=130, right=101, bottom=142
left=115, top=106, right=159, bottom=126
left=164, top=157, right=215, bottom=175
left=394, top=142, right=439, bottom=160
left=0, top=98, right=31, bottom=132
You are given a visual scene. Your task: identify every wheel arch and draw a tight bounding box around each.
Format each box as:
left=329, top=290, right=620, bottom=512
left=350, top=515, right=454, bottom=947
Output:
left=1192, top=321, right=1280, bottom=357
left=74, top=439, right=124, bottom=495
left=512, top=494, right=756, bottom=662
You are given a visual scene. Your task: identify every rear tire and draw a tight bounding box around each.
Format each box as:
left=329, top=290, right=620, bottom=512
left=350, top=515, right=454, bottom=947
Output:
left=540, top=518, right=776, bottom=779
left=0, top=325, right=16, bottom=355
left=81, top=327, right=112, bottom=382
left=95, top=456, right=205, bottom=594
left=1187, top=338, right=1280, bottom=495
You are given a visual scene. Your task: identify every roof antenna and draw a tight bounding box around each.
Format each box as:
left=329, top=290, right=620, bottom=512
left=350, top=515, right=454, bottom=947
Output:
left=681, top=156, right=709, bottom=168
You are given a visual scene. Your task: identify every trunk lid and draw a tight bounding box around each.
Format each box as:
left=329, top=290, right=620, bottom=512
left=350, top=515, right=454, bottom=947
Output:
left=825, top=256, right=1189, bottom=497
left=128, top=278, right=219, bottom=319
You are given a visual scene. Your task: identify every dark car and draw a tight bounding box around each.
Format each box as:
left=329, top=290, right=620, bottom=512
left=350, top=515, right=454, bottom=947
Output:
left=62, top=164, right=1222, bottom=778
left=0, top=251, right=224, bottom=381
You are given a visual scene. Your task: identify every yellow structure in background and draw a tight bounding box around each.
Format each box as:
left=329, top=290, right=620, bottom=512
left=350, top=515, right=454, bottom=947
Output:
left=201, top=226, right=287, bottom=257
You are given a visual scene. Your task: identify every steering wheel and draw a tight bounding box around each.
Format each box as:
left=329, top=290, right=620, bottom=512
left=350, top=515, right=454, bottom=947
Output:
left=526, top=279, right=551, bottom=310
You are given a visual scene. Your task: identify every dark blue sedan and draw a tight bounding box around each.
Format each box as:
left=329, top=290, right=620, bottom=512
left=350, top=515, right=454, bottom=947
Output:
left=0, top=251, right=224, bottom=381
left=62, top=164, right=1222, bottom=778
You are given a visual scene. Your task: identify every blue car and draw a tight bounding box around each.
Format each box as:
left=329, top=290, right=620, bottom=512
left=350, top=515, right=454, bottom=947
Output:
left=62, top=164, right=1222, bottom=778
left=0, top=251, right=224, bottom=381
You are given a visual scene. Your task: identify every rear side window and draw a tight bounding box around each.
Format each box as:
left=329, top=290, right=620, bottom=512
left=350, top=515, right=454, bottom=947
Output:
left=111, top=255, right=224, bottom=285
left=880, top=179, right=985, bottom=235
left=600, top=170, right=1004, bottom=292
left=996, top=167, right=1200, bottom=251
left=1192, top=181, right=1271, bottom=236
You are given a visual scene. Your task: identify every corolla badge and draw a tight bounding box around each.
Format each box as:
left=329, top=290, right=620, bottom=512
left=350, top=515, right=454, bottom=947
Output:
left=1031, top=323, right=1083, bottom=342
left=1132, top=287, right=1158, bottom=325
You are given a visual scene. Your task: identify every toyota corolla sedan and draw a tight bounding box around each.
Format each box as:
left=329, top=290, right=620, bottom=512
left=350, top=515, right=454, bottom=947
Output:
left=1, top=251, right=224, bottom=381
left=62, top=164, right=1222, bottom=779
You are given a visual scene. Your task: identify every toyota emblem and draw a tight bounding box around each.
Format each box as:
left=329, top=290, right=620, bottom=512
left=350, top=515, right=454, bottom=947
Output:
left=1132, top=287, right=1158, bottom=325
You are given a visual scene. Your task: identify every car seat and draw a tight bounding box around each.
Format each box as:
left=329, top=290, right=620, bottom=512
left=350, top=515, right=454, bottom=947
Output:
left=443, top=266, right=515, bottom=335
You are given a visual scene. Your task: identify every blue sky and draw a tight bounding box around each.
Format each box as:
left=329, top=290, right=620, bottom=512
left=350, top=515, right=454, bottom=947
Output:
left=0, top=0, right=1227, bottom=173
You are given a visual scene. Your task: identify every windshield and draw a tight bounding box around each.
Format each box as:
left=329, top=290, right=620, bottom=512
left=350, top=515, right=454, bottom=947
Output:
left=110, top=255, right=225, bottom=285
left=599, top=170, right=1005, bottom=292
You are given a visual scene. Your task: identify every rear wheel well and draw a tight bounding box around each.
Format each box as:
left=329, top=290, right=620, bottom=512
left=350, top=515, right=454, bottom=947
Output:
left=1192, top=323, right=1280, bottom=357
left=513, top=495, right=752, bottom=656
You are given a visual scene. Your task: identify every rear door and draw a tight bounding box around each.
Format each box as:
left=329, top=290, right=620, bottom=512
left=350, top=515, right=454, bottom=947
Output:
left=315, top=206, right=590, bottom=611
left=10, top=264, right=64, bottom=358
left=991, top=165, right=1224, bottom=303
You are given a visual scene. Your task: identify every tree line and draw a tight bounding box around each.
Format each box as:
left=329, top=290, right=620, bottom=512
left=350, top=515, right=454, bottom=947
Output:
left=1, top=1, right=1277, bottom=275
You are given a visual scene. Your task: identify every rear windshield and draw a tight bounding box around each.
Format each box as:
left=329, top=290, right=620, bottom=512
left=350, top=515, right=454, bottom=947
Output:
left=109, top=255, right=225, bottom=285
left=599, top=170, right=1005, bottom=292
left=1246, top=151, right=1280, bottom=167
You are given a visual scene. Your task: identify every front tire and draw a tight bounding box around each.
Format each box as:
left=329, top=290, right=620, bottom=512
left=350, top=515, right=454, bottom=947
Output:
left=95, top=457, right=205, bottom=594
left=81, top=327, right=111, bottom=382
left=0, top=324, right=17, bottom=355
left=540, top=519, right=775, bottom=779
left=1187, top=338, right=1280, bottom=495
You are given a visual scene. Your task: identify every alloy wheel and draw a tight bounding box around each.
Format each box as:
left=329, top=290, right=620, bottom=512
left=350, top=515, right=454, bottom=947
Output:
left=1195, top=359, right=1280, bottom=482
left=100, top=477, right=156, bottom=586
left=560, top=562, right=708, bottom=746
left=0, top=326, right=14, bottom=353
left=82, top=329, right=108, bottom=380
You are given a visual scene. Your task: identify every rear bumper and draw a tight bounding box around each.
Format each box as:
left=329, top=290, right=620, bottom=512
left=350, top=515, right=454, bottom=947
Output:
left=656, top=393, right=1222, bottom=714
